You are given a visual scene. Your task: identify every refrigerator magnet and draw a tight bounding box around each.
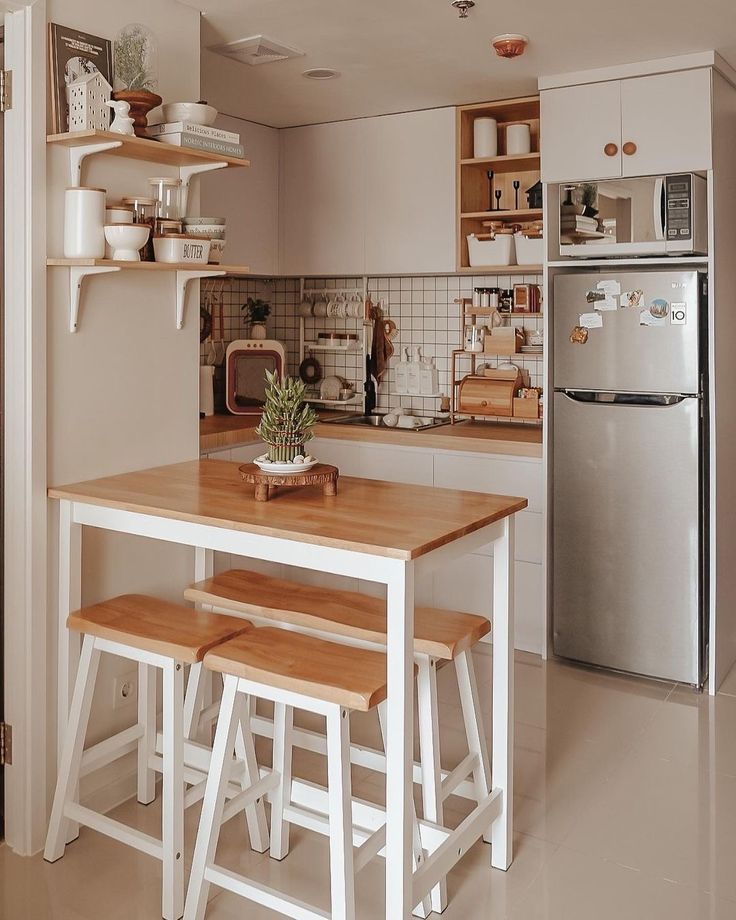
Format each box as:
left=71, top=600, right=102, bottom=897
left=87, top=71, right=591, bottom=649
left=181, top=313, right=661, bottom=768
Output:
left=650, top=298, right=670, bottom=318
left=569, top=325, right=589, bottom=344
left=595, top=295, right=618, bottom=311
left=597, top=279, right=622, bottom=296
left=639, top=308, right=666, bottom=327
left=579, top=312, right=604, bottom=329
left=622, top=289, right=644, bottom=308
left=586, top=290, right=606, bottom=303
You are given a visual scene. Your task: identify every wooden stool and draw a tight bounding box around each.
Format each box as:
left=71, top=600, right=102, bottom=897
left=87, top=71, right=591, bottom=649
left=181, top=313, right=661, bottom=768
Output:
left=44, top=595, right=265, bottom=920
left=185, top=568, right=493, bottom=913
left=184, top=628, right=429, bottom=920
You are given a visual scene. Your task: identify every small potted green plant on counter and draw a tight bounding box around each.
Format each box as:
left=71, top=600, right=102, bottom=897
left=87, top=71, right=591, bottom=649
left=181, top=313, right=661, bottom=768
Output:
left=242, top=297, right=271, bottom=340
left=255, top=370, right=319, bottom=464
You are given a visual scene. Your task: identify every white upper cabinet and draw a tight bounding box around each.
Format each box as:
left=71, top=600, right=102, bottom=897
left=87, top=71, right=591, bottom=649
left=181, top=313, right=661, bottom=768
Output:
left=364, top=107, right=456, bottom=275
left=541, top=68, right=712, bottom=183
left=541, top=81, right=622, bottom=183
left=620, top=69, right=712, bottom=176
left=279, top=120, right=368, bottom=276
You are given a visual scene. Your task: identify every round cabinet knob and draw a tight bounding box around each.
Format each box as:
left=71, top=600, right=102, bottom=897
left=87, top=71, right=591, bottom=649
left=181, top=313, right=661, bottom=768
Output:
left=481, top=400, right=488, bottom=407
left=604, top=142, right=618, bottom=157
left=622, top=141, right=637, bottom=156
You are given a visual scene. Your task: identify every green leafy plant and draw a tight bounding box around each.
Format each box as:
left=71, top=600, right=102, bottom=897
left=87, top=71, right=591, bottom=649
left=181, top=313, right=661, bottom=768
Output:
left=255, top=371, right=319, bottom=462
left=114, top=24, right=158, bottom=92
left=241, top=297, right=271, bottom=324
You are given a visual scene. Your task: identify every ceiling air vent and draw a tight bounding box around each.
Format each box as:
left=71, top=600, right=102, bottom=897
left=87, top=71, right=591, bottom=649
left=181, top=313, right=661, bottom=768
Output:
left=208, top=35, right=305, bottom=66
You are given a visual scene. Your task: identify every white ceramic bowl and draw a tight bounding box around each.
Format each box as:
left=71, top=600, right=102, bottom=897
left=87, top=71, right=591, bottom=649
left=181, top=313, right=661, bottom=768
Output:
left=185, top=224, right=226, bottom=240
left=160, top=102, right=218, bottom=126
left=383, top=413, right=398, bottom=427
left=183, top=216, right=226, bottom=226
left=104, top=223, right=150, bottom=261
left=153, top=234, right=211, bottom=264
left=208, top=239, right=227, bottom=264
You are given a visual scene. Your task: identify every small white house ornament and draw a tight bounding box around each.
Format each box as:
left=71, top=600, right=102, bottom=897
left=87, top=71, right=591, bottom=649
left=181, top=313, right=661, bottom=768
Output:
left=67, top=71, right=112, bottom=132
left=106, top=99, right=135, bottom=135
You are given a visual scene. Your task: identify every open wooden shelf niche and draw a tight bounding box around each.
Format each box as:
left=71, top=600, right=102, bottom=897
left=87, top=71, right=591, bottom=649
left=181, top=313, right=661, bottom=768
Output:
left=456, top=96, right=541, bottom=272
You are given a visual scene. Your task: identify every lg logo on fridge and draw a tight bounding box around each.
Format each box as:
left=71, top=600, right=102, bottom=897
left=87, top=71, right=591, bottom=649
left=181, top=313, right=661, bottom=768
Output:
left=671, top=303, right=687, bottom=324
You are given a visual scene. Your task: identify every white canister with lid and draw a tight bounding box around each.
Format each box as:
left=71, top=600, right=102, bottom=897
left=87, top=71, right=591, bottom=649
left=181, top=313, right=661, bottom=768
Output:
left=473, top=117, right=498, bottom=158
left=506, top=122, right=531, bottom=155
left=64, top=187, right=106, bottom=258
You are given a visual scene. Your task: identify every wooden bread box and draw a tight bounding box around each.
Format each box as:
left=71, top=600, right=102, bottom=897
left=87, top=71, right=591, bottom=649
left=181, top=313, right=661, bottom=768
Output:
left=484, top=326, right=525, bottom=356
left=458, top=374, right=517, bottom=418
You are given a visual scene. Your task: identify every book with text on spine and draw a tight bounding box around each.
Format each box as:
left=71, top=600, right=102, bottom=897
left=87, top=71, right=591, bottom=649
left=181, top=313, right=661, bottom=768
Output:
left=155, top=133, right=246, bottom=159
left=146, top=122, right=240, bottom=144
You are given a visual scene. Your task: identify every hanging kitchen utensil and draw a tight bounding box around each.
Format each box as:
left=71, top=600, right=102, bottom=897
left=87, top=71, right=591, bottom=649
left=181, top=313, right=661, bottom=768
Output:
left=213, top=281, right=226, bottom=365
left=299, top=355, right=323, bottom=385
left=204, top=282, right=217, bottom=365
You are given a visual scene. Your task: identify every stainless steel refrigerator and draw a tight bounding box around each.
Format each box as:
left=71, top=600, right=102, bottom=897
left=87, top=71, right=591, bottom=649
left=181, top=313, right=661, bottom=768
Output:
left=552, top=269, right=708, bottom=685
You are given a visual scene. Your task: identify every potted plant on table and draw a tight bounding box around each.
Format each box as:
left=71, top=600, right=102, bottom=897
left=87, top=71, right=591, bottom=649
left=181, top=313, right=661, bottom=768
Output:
left=241, top=297, right=271, bottom=340
left=256, top=371, right=319, bottom=463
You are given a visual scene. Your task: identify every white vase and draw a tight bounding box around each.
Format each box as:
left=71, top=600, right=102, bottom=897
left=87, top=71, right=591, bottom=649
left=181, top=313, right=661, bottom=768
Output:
left=473, top=117, right=497, bottom=158
left=506, top=123, right=531, bottom=155
left=64, top=187, right=106, bottom=258
left=250, top=322, right=267, bottom=340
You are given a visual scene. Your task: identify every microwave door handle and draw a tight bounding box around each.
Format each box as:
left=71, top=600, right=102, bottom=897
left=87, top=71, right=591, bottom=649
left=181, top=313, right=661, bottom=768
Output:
left=654, top=176, right=666, bottom=241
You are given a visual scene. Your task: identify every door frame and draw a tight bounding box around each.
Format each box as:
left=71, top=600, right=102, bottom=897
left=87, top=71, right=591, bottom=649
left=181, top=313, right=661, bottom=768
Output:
left=3, top=0, right=47, bottom=855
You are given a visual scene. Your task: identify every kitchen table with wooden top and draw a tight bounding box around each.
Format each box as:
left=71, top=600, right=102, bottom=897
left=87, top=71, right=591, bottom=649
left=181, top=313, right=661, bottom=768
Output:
left=49, top=459, right=527, bottom=918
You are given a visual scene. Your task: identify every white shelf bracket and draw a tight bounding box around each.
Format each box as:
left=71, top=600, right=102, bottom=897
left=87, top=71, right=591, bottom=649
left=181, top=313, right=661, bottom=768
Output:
left=179, top=162, right=228, bottom=214
left=69, top=265, right=120, bottom=332
left=176, top=270, right=225, bottom=330
left=69, top=141, right=123, bottom=186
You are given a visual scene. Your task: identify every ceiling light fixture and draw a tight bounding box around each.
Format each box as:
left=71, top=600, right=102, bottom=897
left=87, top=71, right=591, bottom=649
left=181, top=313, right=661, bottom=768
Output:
left=451, top=0, right=476, bottom=18
left=302, top=68, right=340, bottom=80
left=491, top=33, right=529, bottom=58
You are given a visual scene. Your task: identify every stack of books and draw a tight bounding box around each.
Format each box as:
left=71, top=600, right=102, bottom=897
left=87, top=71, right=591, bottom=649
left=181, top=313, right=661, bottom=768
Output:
left=560, top=213, right=601, bottom=236
left=147, top=121, right=245, bottom=159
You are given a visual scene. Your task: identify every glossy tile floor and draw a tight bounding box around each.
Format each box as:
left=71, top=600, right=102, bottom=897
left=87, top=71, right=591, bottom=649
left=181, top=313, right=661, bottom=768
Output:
left=4, top=650, right=736, bottom=919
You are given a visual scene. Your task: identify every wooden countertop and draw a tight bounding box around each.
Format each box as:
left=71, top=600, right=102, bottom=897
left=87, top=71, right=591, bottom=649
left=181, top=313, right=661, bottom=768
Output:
left=200, top=414, right=543, bottom=458
left=48, top=459, right=528, bottom=561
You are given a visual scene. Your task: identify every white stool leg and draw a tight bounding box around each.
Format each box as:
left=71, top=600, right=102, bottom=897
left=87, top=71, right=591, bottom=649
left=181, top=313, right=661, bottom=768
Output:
left=455, top=649, right=492, bottom=843
left=162, top=659, right=185, bottom=920
left=185, top=675, right=241, bottom=920
left=235, top=694, right=269, bottom=853
left=416, top=656, right=448, bottom=913
left=45, top=635, right=101, bottom=862
left=183, top=662, right=207, bottom=742
left=138, top=662, right=157, bottom=805
left=269, top=702, right=294, bottom=860
left=378, top=702, right=432, bottom=919
left=326, top=705, right=356, bottom=920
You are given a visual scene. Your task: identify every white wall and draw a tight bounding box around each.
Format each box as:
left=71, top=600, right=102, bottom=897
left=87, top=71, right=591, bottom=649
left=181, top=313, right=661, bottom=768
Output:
left=46, top=0, right=202, bottom=800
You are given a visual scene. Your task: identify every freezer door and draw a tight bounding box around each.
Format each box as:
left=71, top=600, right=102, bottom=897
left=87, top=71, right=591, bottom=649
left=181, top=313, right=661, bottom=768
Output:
left=552, top=391, right=702, bottom=683
left=553, top=270, right=701, bottom=394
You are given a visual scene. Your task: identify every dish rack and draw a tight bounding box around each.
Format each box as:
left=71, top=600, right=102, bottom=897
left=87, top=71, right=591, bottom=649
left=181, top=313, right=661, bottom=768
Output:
left=298, top=278, right=371, bottom=409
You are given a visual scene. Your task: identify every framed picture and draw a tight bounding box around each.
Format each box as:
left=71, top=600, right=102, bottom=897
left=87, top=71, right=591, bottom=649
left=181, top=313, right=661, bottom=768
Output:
left=48, top=23, right=113, bottom=133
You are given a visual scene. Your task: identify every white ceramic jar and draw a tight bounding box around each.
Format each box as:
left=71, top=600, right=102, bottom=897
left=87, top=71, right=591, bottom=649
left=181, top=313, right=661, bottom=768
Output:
left=506, top=123, right=531, bottom=155
left=473, top=117, right=497, bottom=158
left=64, top=187, right=106, bottom=258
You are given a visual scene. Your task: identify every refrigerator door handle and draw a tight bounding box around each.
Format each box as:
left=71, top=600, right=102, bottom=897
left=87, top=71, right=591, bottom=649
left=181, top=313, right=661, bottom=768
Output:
left=561, top=390, right=693, bottom=407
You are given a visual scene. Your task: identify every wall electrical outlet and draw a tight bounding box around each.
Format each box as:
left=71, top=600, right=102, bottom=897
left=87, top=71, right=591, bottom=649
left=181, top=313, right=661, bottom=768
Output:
left=113, top=670, right=138, bottom=709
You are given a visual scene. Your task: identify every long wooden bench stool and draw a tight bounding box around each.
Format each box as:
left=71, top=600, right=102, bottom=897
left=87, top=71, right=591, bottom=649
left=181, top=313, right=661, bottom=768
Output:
left=184, top=626, right=429, bottom=920
left=185, top=568, right=494, bottom=914
left=44, top=595, right=267, bottom=920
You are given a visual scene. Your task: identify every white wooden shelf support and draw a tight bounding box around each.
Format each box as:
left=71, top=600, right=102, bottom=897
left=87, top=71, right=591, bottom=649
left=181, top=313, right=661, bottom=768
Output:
left=69, top=265, right=120, bottom=332
left=176, top=270, right=225, bottom=330
left=179, top=162, right=228, bottom=215
left=68, top=140, right=123, bottom=186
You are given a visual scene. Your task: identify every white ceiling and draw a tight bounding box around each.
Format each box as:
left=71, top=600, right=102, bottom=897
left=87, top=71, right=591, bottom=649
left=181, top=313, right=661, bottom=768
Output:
left=184, top=0, right=736, bottom=128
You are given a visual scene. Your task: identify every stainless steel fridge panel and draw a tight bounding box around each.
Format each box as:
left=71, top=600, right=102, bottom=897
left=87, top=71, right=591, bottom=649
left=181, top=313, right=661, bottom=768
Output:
left=552, top=391, right=701, bottom=683
left=553, top=270, right=701, bottom=394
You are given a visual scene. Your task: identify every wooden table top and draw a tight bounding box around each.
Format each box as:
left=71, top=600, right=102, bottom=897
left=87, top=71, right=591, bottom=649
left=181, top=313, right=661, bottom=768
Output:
left=48, top=459, right=528, bottom=560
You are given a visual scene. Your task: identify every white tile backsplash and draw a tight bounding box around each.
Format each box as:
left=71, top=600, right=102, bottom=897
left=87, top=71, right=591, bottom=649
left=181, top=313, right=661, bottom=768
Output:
left=201, top=272, right=543, bottom=420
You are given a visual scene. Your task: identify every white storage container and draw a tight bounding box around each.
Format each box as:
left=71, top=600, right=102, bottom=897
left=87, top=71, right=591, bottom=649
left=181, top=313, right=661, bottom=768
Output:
left=514, top=232, right=544, bottom=265
left=64, top=187, right=106, bottom=259
left=153, top=234, right=211, bottom=264
left=466, top=232, right=515, bottom=267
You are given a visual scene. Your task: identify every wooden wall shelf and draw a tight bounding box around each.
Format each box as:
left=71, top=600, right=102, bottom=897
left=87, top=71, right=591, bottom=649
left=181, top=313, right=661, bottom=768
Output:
left=456, top=264, right=542, bottom=275
left=456, top=96, right=542, bottom=271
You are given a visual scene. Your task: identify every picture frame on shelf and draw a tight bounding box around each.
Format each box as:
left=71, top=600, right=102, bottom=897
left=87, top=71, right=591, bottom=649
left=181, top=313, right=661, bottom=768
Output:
left=48, top=23, right=113, bottom=133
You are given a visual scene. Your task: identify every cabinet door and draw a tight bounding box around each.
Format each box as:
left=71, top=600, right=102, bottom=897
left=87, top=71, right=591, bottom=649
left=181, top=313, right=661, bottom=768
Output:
left=541, top=81, right=622, bottom=182
left=278, top=120, right=367, bottom=276
left=364, top=108, right=456, bottom=274
left=620, top=69, right=712, bottom=176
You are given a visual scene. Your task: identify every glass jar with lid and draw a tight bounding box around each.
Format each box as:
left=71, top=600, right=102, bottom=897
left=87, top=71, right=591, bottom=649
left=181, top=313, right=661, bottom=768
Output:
left=148, top=177, right=182, bottom=220
left=121, top=195, right=157, bottom=260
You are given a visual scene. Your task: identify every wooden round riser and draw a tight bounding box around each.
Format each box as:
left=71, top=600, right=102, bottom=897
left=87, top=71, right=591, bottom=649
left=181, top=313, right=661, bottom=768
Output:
left=239, top=463, right=339, bottom=502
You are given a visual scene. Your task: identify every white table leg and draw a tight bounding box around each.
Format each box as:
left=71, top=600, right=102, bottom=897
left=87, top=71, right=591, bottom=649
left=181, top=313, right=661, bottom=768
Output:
left=184, top=548, right=215, bottom=741
left=58, top=500, right=82, bottom=843
left=491, top=515, right=515, bottom=870
left=385, top=561, right=415, bottom=919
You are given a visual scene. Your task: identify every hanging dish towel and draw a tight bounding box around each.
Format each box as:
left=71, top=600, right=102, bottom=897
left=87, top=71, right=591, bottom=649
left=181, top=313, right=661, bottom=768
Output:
left=369, top=302, right=394, bottom=386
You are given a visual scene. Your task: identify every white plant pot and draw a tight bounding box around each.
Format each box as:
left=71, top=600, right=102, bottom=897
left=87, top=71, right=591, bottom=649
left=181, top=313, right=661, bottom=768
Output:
left=250, top=322, right=267, bottom=340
